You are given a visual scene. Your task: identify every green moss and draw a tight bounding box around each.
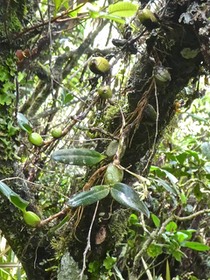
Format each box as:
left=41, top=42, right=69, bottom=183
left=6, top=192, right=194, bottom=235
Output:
left=9, top=11, right=22, bottom=32
left=0, top=110, right=17, bottom=161
left=0, top=42, right=19, bottom=162
left=0, top=0, right=27, bottom=47
left=1, top=165, right=13, bottom=175
left=104, top=105, right=120, bottom=122
left=51, top=237, right=69, bottom=261
left=108, top=209, right=130, bottom=245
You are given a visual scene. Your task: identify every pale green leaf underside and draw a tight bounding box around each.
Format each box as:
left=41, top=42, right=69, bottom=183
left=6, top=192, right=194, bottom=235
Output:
left=108, top=1, right=138, bottom=17
left=182, top=241, right=210, bottom=251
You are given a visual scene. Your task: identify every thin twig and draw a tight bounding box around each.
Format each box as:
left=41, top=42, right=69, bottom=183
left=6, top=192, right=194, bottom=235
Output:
left=80, top=201, right=99, bottom=280
left=39, top=207, right=69, bottom=227
left=174, top=209, right=210, bottom=221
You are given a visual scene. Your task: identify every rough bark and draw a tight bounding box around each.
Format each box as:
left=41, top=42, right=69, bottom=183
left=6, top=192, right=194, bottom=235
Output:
left=123, top=1, right=208, bottom=173
left=0, top=1, right=57, bottom=279
left=75, top=0, right=210, bottom=278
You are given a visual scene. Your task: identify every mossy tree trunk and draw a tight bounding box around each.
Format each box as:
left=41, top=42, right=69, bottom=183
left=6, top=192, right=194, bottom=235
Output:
left=0, top=1, right=57, bottom=279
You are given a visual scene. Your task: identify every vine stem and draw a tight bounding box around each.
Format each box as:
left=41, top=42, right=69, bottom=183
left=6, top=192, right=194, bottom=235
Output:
left=79, top=201, right=99, bottom=280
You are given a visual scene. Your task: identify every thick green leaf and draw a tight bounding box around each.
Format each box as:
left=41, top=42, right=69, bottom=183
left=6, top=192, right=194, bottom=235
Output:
left=23, top=210, right=41, bottom=227
left=176, top=150, right=200, bottom=165
left=103, top=256, right=117, bottom=270
left=151, top=213, right=160, bottom=228
left=165, top=221, right=177, bottom=233
left=62, top=92, right=74, bottom=105
left=172, top=249, right=185, bottom=262
left=176, top=152, right=188, bottom=165
left=111, top=183, right=150, bottom=217
left=108, top=2, right=138, bottom=18
left=67, top=185, right=110, bottom=207
left=54, top=0, right=62, bottom=12
left=0, top=181, right=12, bottom=197
left=106, top=140, right=119, bottom=157
left=176, top=231, right=189, bottom=243
left=17, top=112, right=33, bottom=134
left=54, top=0, right=69, bottom=14
left=185, top=150, right=200, bottom=162
left=166, top=259, right=171, bottom=280
left=150, top=166, right=179, bottom=195
left=163, top=169, right=178, bottom=184
left=179, top=190, right=187, bottom=204
left=182, top=241, right=210, bottom=251
left=147, top=243, right=163, bottom=258
left=129, top=213, right=140, bottom=226
left=151, top=166, right=178, bottom=184
left=10, top=194, right=29, bottom=211
left=187, top=113, right=207, bottom=122
left=0, top=181, right=29, bottom=211
left=155, top=178, right=178, bottom=196
left=51, top=148, right=106, bottom=166
left=179, top=229, right=196, bottom=240
left=89, top=10, right=100, bottom=19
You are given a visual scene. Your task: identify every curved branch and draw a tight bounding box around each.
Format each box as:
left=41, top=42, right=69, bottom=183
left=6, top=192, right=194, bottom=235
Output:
left=25, top=20, right=108, bottom=117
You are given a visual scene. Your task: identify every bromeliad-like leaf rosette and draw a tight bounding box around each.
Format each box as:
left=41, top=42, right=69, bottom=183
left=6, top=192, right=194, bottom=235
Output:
left=52, top=149, right=149, bottom=216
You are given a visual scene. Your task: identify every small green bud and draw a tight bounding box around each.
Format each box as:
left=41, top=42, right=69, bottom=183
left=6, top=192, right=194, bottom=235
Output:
left=104, top=163, right=124, bottom=185
left=106, top=140, right=119, bottom=157
left=23, top=211, right=41, bottom=227
left=51, top=128, right=62, bottom=138
left=97, top=86, right=112, bottom=99
left=28, top=132, right=43, bottom=147
left=138, top=8, right=159, bottom=30
left=89, top=57, right=110, bottom=75
left=154, top=66, right=171, bottom=83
